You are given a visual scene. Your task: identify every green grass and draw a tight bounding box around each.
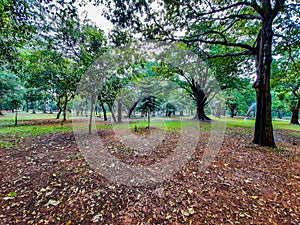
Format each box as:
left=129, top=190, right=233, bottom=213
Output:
left=109, top=118, right=212, bottom=133
left=0, top=124, right=73, bottom=138
left=0, top=141, right=14, bottom=148
left=218, top=117, right=300, bottom=131
left=0, top=111, right=58, bottom=120
left=0, top=113, right=298, bottom=143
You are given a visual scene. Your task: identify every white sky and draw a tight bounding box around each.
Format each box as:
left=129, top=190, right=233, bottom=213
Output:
left=78, top=3, right=113, bottom=34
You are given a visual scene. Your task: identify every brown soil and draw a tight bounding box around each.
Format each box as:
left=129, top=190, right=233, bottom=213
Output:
left=0, top=120, right=299, bottom=224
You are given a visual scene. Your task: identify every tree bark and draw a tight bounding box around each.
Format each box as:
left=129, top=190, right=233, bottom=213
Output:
left=108, top=103, right=117, bottom=123
left=192, top=85, right=211, bottom=121
left=62, top=95, right=68, bottom=122
left=128, top=101, right=139, bottom=118
left=252, top=21, right=276, bottom=147
left=100, top=102, right=107, bottom=121
left=89, top=95, right=96, bottom=134
left=56, top=96, right=62, bottom=119
left=290, top=98, right=300, bottom=125
left=117, top=99, right=122, bottom=123
left=15, top=109, right=18, bottom=126
left=194, top=105, right=211, bottom=121
left=26, top=100, right=29, bottom=113
left=32, top=101, right=36, bottom=114
left=193, top=93, right=211, bottom=121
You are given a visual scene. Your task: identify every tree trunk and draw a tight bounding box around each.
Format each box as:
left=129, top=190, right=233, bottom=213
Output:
left=32, top=101, right=36, bottom=114
left=62, top=95, right=69, bottom=122
left=89, top=95, right=96, bottom=134
left=117, top=99, right=122, bottom=123
left=230, top=108, right=235, bottom=118
left=290, top=98, right=300, bottom=125
left=108, top=103, right=117, bottom=123
left=26, top=100, right=29, bottom=113
left=128, top=101, right=139, bottom=118
left=229, top=104, right=237, bottom=118
left=56, top=96, right=62, bottom=119
left=193, top=89, right=211, bottom=121
left=100, top=102, right=107, bottom=121
left=252, top=22, right=276, bottom=147
left=43, top=101, right=47, bottom=113
left=194, top=100, right=211, bottom=121
left=15, top=109, right=18, bottom=126
left=290, top=109, right=299, bottom=125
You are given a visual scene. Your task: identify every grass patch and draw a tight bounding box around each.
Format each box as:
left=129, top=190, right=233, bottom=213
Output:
left=109, top=119, right=211, bottom=133
left=66, top=154, right=82, bottom=160
left=0, top=124, right=73, bottom=139
left=219, top=117, right=300, bottom=131
left=0, top=141, right=14, bottom=148
left=274, top=147, right=286, bottom=152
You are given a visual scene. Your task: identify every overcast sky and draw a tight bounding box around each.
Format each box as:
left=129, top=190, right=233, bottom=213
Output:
left=78, top=3, right=113, bottom=34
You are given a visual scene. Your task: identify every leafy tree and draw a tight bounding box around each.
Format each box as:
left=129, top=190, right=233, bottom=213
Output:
left=0, top=71, right=22, bottom=115
left=164, top=102, right=176, bottom=117
left=154, top=43, right=220, bottom=121
left=271, top=57, right=300, bottom=124
left=101, top=0, right=300, bottom=146
left=9, top=94, right=23, bottom=126
left=271, top=90, right=289, bottom=119
left=136, top=95, right=161, bottom=129
left=224, top=78, right=256, bottom=117
left=0, top=0, right=39, bottom=69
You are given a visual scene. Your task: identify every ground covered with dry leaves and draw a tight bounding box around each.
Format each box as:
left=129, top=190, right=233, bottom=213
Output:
left=0, top=119, right=299, bottom=224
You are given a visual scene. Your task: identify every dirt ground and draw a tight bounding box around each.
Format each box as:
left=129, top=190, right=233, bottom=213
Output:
left=0, top=120, right=299, bottom=224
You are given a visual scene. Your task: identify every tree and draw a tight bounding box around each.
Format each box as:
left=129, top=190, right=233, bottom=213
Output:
left=9, top=94, right=23, bottom=126
left=136, top=95, right=161, bottom=129
left=101, top=0, right=300, bottom=146
left=154, top=43, right=220, bottom=121
left=0, top=71, right=22, bottom=115
left=271, top=58, right=300, bottom=124
left=0, top=0, right=39, bottom=70
left=271, top=90, right=289, bottom=119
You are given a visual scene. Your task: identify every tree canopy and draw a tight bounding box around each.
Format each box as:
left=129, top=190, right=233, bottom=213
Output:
left=100, top=0, right=300, bottom=147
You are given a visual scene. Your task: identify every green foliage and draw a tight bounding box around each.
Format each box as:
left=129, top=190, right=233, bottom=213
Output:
left=136, top=96, right=160, bottom=113
left=7, top=191, right=17, bottom=197
left=271, top=56, right=300, bottom=123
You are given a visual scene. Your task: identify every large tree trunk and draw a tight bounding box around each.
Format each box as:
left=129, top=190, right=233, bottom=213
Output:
left=193, top=87, right=211, bottom=121
left=194, top=103, right=211, bottom=121
left=252, top=22, right=276, bottom=147
left=193, top=95, right=211, bottom=121
left=290, top=98, right=300, bottom=125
